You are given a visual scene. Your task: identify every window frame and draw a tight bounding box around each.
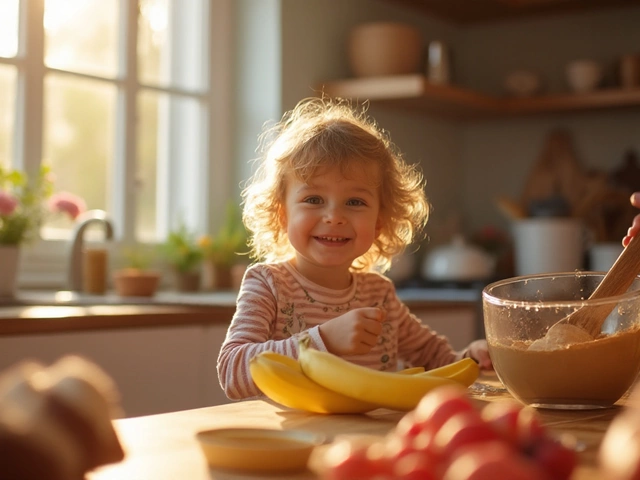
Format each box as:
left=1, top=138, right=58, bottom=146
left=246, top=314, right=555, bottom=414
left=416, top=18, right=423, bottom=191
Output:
left=3, top=0, right=235, bottom=289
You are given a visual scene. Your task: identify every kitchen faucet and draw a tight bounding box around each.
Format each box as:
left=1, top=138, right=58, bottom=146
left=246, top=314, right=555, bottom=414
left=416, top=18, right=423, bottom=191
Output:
left=68, top=209, right=114, bottom=293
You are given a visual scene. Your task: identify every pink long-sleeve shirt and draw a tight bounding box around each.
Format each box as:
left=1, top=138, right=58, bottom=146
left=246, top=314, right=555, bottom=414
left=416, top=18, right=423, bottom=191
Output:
left=217, top=262, right=461, bottom=400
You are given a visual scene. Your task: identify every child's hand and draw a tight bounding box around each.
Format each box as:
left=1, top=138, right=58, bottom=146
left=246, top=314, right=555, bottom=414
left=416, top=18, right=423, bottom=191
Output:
left=318, top=307, right=386, bottom=356
left=623, top=192, right=640, bottom=247
left=464, top=339, right=493, bottom=370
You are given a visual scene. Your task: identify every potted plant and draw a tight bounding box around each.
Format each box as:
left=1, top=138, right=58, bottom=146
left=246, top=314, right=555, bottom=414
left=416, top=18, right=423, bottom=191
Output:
left=112, top=245, right=161, bottom=297
left=198, top=202, right=248, bottom=291
left=161, top=223, right=203, bottom=292
left=0, top=164, right=85, bottom=297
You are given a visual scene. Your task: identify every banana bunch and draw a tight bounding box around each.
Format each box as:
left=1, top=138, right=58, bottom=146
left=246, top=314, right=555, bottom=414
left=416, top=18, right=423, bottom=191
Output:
left=420, top=356, right=480, bottom=387
left=297, top=336, right=479, bottom=411
left=250, top=340, right=479, bottom=414
left=250, top=351, right=380, bottom=414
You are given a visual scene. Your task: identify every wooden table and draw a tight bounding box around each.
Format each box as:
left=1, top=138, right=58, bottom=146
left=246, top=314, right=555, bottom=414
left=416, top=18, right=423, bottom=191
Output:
left=88, top=374, right=625, bottom=480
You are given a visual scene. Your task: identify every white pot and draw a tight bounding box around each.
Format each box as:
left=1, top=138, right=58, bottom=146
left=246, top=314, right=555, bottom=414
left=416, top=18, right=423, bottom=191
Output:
left=422, top=235, right=495, bottom=282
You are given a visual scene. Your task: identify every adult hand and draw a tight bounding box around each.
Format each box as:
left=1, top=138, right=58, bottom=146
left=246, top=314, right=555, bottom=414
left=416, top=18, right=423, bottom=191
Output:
left=623, top=192, right=640, bottom=247
left=318, top=307, right=386, bottom=356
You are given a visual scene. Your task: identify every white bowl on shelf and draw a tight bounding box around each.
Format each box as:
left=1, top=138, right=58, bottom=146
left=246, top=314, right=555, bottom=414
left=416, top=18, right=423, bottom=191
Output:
left=565, top=59, right=603, bottom=93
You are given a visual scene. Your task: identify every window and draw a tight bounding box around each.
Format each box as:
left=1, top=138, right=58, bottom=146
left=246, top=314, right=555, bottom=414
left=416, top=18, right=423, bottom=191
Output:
left=0, top=0, right=234, bottom=286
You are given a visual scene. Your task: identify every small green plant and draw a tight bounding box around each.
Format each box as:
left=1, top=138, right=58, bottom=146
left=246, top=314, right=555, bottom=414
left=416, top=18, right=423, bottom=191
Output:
left=120, top=244, right=157, bottom=271
left=199, top=202, right=248, bottom=267
left=162, top=223, right=203, bottom=273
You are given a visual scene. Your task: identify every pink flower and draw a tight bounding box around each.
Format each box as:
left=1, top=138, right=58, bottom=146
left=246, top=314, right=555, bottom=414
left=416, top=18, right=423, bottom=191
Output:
left=0, top=191, right=18, bottom=216
left=48, top=192, right=87, bottom=220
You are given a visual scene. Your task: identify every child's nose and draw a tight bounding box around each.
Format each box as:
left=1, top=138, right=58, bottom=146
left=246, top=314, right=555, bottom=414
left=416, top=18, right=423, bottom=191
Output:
left=323, top=206, right=346, bottom=224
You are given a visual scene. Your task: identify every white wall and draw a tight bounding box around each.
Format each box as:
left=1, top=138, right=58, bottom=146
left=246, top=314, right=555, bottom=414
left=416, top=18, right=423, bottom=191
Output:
left=233, top=1, right=640, bottom=255
left=458, top=7, right=640, bottom=234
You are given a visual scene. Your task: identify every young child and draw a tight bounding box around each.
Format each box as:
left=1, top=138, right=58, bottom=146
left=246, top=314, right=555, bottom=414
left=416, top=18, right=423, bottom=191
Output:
left=217, top=97, right=491, bottom=400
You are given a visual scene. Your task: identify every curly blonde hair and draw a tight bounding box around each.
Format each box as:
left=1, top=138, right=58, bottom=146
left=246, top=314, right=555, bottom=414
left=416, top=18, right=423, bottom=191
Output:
left=242, top=97, right=429, bottom=273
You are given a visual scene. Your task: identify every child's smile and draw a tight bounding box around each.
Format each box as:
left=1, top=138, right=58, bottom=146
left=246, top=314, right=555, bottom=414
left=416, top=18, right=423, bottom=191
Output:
left=284, top=163, right=381, bottom=288
left=314, top=235, right=350, bottom=245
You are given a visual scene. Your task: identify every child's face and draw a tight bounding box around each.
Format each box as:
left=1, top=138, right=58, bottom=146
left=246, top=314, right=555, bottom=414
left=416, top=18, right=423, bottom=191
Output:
left=283, top=163, right=381, bottom=283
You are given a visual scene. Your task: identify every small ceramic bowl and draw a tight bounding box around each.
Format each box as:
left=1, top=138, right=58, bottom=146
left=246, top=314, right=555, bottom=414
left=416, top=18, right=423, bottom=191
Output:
left=504, top=70, right=542, bottom=97
left=196, top=427, right=325, bottom=473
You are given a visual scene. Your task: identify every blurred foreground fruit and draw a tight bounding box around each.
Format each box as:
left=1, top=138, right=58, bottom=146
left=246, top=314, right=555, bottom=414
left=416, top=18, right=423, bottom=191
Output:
left=317, top=385, right=577, bottom=480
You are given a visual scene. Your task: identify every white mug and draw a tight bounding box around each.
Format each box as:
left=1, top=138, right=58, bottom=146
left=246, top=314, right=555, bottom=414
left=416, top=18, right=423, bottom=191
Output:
left=589, top=242, right=623, bottom=272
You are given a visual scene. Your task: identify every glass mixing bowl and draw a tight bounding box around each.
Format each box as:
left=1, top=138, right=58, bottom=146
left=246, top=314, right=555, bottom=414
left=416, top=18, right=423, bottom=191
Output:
left=483, top=272, right=640, bottom=409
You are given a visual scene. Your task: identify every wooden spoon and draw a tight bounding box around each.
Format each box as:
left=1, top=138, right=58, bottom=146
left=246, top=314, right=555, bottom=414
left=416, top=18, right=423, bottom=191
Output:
left=530, top=235, right=640, bottom=351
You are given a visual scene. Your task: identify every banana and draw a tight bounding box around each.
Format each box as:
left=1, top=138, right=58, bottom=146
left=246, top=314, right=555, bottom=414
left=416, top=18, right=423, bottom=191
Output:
left=419, top=357, right=480, bottom=387
left=398, top=366, right=426, bottom=375
left=249, top=351, right=380, bottom=414
left=297, top=337, right=458, bottom=411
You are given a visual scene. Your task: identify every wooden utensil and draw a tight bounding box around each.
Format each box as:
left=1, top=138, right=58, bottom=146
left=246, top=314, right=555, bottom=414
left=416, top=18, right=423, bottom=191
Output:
left=560, top=235, right=640, bottom=338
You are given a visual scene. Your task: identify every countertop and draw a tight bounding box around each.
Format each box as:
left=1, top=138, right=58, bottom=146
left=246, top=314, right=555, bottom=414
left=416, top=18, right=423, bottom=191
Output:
left=0, top=287, right=482, bottom=336
left=87, top=374, right=617, bottom=480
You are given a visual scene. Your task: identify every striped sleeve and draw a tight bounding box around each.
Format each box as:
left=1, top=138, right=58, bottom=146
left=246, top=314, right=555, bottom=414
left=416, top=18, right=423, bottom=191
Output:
left=390, top=290, right=458, bottom=370
left=216, top=265, right=325, bottom=400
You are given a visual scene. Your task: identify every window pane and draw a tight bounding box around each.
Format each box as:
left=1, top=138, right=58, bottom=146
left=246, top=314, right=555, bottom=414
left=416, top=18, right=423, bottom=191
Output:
left=0, top=65, right=17, bottom=167
left=136, top=91, right=159, bottom=242
left=0, top=0, right=19, bottom=58
left=44, top=0, right=119, bottom=78
left=137, top=90, right=206, bottom=242
left=42, top=74, right=116, bottom=236
left=138, top=0, right=208, bottom=91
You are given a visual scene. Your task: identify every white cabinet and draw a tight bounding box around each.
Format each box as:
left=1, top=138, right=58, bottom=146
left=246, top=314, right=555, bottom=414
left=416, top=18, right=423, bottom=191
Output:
left=202, top=324, right=231, bottom=408
left=0, top=324, right=233, bottom=418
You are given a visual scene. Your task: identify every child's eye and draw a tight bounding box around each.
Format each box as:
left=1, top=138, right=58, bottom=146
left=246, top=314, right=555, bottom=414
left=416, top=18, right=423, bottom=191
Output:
left=346, top=198, right=366, bottom=206
left=303, top=196, right=323, bottom=205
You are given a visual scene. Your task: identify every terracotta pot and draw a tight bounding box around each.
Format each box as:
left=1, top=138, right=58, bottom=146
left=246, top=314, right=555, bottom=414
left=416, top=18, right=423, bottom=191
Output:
left=348, top=22, right=422, bottom=77
left=113, top=269, right=161, bottom=297
left=173, top=270, right=201, bottom=292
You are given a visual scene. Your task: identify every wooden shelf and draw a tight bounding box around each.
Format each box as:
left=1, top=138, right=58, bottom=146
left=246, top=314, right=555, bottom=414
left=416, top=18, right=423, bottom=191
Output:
left=388, top=0, right=640, bottom=24
left=318, top=74, right=640, bottom=121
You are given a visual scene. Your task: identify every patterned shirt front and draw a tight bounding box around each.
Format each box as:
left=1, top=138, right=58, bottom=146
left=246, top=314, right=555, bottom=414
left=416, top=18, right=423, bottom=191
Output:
left=217, top=262, right=460, bottom=400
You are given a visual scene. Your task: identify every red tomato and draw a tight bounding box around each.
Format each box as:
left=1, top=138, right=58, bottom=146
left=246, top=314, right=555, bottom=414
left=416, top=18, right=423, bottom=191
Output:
left=442, top=441, right=547, bottom=480
left=393, top=451, right=440, bottom=480
left=384, top=433, right=418, bottom=463
left=431, top=410, right=501, bottom=462
left=517, top=406, right=547, bottom=449
left=481, top=400, right=523, bottom=446
left=405, top=385, right=476, bottom=441
left=530, top=436, right=577, bottom=480
left=322, top=439, right=386, bottom=480
left=395, top=411, right=425, bottom=439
